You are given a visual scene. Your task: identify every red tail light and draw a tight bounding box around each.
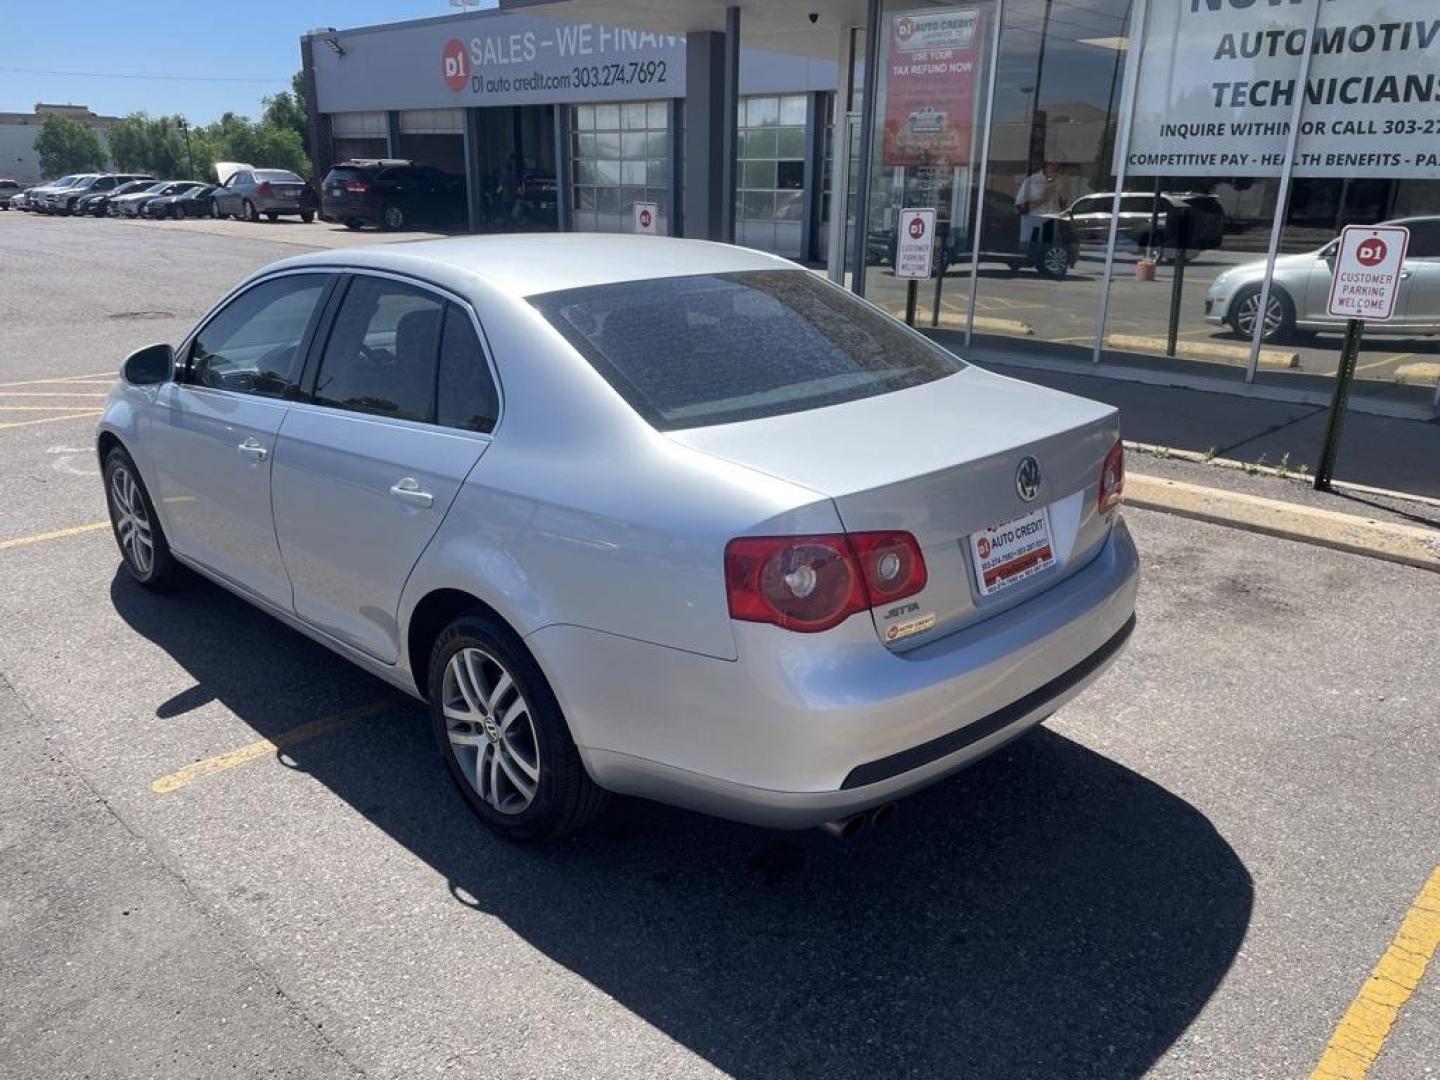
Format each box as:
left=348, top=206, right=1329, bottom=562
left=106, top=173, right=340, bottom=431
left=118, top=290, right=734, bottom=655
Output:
left=724, top=531, right=927, bottom=633
left=256, top=181, right=274, bottom=197
left=344, top=180, right=369, bottom=194
left=1098, top=440, right=1125, bottom=513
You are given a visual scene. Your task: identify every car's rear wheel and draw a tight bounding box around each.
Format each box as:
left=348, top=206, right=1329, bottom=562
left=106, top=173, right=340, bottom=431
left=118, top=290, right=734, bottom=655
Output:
left=343, top=218, right=364, bottom=230
left=381, top=202, right=406, bottom=231
left=103, top=447, right=184, bottom=591
left=428, top=612, right=608, bottom=842
left=300, top=210, right=314, bottom=224
left=265, top=211, right=279, bottom=222
left=1230, top=284, right=1295, bottom=343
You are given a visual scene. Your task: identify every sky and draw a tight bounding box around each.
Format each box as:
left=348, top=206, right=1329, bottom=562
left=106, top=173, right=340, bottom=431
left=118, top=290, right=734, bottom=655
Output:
left=0, top=1, right=494, bottom=124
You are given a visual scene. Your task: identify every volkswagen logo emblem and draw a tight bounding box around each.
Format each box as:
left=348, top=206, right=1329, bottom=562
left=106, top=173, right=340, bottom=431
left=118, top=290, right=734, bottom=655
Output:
left=1015, top=456, right=1042, bottom=502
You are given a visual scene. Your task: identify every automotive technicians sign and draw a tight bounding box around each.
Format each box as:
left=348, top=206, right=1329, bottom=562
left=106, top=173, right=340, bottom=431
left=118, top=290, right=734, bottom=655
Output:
left=1327, top=225, right=1409, bottom=321
left=1123, top=0, right=1440, bottom=178
left=895, top=208, right=937, bottom=279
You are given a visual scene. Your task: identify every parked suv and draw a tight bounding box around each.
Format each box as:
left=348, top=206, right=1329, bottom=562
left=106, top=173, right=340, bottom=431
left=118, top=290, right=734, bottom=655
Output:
left=31, top=174, right=94, bottom=214
left=1065, top=192, right=1225, bottom=259
left=320, top=159, right=466, bottom=231
left=212, top=162, right=318, bottom=223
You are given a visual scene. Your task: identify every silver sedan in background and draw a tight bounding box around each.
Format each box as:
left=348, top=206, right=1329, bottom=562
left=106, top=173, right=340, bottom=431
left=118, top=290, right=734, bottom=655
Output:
left=1206, top=216, right=1440, bottom=342
left=97, top=236, right=1138, bottom=842
left=212, top=161, right=318, bottom=223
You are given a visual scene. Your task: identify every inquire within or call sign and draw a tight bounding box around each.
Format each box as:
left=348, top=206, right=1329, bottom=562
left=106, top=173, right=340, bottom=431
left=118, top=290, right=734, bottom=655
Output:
left=1123, top=0, right=1440, bottom=178
left=895, top=208, right=937, bottom=279
left=1326, top=224, right=1410, bottom=321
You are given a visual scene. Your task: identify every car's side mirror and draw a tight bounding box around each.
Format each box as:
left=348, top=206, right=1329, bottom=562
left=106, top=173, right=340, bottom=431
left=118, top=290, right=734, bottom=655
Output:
left=121, top=343, right=174, bottom=386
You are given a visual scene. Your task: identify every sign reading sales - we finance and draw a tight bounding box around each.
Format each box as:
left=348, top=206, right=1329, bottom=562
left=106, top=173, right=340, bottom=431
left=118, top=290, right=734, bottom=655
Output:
left=1124, top=0, right=1440, bottom=178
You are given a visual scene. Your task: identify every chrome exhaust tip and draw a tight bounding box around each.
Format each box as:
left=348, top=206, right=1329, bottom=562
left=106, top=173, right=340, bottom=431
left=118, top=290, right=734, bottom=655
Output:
left=821, top=813, right=868, bottom=840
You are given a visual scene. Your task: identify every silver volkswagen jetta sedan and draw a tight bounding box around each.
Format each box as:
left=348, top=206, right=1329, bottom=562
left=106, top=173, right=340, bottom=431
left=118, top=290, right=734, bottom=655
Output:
left=98, top=235, right=1138, bottom=841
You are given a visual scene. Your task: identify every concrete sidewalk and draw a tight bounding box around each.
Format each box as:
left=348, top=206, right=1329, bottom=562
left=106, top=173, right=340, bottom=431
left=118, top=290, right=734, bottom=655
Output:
left=947, top=341, right=1440, bottom=500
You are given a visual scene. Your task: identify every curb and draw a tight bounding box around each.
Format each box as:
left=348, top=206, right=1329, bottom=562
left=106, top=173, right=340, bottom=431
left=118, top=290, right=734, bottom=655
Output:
left=1104, top=333, right=1298, bottom=369
left=1126, top=441, right=1440, bottom=510
left=1126, top=473, right=1440, bottom=573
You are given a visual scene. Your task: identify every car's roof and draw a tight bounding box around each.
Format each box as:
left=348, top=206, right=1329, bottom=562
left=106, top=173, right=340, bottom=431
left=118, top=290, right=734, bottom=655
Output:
left=269, top=234, right=797, bottom=297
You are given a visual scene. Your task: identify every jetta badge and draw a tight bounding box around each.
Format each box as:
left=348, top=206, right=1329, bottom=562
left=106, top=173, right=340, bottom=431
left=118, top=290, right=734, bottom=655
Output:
left=1015, top=456, right=1041, bottom=502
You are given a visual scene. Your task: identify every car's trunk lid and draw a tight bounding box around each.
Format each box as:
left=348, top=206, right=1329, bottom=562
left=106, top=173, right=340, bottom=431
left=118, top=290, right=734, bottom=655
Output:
left=668, top=366, right=1120, bottom=649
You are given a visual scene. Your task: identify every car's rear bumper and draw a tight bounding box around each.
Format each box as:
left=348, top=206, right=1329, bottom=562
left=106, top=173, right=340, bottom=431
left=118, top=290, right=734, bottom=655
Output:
left=533, top=517, right=1140, bottom=829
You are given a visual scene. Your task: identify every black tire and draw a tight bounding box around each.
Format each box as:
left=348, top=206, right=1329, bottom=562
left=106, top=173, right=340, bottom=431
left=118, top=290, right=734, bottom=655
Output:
left=300, top=210, right=315, bottom=224
left=242, top=199, right=258, bottom=222
left=1036, top=243, right=1071, bottom=280
left=103, top=447, right=185, bottom=591
left=380, top=202, right=405, bottom=231
left=343, top=218, right=364, bottom=230
left=209, top=199, right=220, bottom=219
left=428, top=611, right=608, bottom=842
left=1006, top=260, right=1024, bottom=274
left=265, top=211, right=279, bottom=222
left=1228, top=283, right=1295, bottom=343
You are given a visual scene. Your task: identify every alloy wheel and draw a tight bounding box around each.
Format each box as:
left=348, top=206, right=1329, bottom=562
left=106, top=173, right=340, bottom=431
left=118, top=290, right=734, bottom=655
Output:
left=109, top=465, right=154, bottom=576
left=442, top=647, right=541, bottom=815
left=1236, top=292, right=1283, bottom=338
left=384, top=205, right=404, bottom=229
left=1044, top=246, right=1069, bottom=277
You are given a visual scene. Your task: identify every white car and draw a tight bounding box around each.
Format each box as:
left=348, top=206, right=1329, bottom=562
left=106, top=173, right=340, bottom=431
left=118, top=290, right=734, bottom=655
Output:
left=98, top=235, right=1138, bottom=841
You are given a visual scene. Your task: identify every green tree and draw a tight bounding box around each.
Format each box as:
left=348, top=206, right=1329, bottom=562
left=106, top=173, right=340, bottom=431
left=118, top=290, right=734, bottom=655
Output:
left=202, top=112, right=309, bottom=179
left=34, top=114, right=107, bottom=177
left=105, top=113, right=197, bottom=178
left=261, top=72, right=308, bottom=146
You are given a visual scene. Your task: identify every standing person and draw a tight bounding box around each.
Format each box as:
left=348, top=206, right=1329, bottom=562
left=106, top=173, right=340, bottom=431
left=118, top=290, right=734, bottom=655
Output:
left=1015, top=161, right=1060, bottom=246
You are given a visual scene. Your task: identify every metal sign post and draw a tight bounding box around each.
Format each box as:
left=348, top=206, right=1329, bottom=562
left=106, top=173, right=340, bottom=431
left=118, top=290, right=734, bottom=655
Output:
left=895, top=207, right=937, bottom=328
left=1313, top=224, right=1410, bottom=491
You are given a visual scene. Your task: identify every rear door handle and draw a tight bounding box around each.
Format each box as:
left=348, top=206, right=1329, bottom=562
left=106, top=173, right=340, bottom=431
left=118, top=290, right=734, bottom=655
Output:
left=237, top=437, right=268, bottom=461
left=389, top=477, right=434, bottom=508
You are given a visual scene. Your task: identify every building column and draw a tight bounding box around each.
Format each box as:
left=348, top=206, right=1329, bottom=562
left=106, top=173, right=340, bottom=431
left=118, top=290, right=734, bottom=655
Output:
left=463, top=108, right=484, bottom=234
left=554, top=105, right=573, bottom=233
left=801, top=91, right=827, bottom=264
left=719, top=5, right=741, bottom=243
left=386, top=111, right=402, bottom=159
left=667, top=99, right=685, bottom=237
left=683, top=33, right=725, bottom=240
left=850, top=0, right=882, bottom=295
left=299, top=35, right=333, bottom=182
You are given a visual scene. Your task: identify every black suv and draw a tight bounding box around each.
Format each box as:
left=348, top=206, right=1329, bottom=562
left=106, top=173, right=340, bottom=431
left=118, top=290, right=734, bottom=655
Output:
left=320, top=159, right=466, bottom=231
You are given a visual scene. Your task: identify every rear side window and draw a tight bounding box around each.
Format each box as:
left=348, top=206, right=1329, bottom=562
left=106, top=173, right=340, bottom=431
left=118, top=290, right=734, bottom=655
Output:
left=436, top=305, right=499, bottom=433
left=314, top=277, right=444, bottom=422
left=191, top=275, right=329, bottom=397
left=256, top=170, right=303, bottom=183
left=530, top=269, right=962, bottom=430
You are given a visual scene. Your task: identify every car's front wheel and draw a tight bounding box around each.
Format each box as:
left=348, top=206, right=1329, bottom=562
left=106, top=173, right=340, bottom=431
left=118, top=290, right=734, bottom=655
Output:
left=428, top=612, right=608, bottom=842
left=242, top=199, right=258, bottom=222
left=381, top=202, right=406, bottom=230
left=103, top=447, right=184, bottom=590
left=1230, top=284, right=1295, bottom=343
left=1036, top=243, right=1071, bottom=280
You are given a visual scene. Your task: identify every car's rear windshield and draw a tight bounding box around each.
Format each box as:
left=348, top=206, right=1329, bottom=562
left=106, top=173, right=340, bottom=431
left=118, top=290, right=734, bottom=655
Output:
left=530, top=269, right=963, bottom=430
left=256, top=169, right=302, bottom=183
left=325, top=167, right=368, bottom=182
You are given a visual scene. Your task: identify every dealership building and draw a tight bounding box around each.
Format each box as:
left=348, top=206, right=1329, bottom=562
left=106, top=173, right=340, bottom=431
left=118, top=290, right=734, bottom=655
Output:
left=303, top=0, right=1440, bottom=416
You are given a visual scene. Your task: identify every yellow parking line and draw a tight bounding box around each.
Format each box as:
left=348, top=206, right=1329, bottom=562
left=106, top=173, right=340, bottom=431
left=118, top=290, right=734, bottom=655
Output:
left=150, top=698, right=398, bottom=794
left=0, top=372, right=115, bottom=388
left=1354, top=352, right=1413, bottom=375
left=0, top=410, right=103, bottom=431
left=0, top=520, right=110, bottom=551
left=1309, top=865, right=1440, bottom=1080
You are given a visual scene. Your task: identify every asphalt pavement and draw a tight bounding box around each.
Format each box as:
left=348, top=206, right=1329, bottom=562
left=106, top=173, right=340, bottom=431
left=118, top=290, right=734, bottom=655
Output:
left=1, top=212, right=1437, bottom=1079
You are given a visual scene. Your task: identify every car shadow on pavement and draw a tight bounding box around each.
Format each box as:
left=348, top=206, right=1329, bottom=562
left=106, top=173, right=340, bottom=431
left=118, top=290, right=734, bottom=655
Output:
left=113, top=571, right=1253, bottom=1080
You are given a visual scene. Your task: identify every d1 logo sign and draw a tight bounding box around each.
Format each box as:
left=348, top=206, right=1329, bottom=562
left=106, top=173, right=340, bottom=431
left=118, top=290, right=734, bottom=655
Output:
left=896, top=17, right=914, bottom=41
left=1356, top=238, right=1387, bottom=267
left=639, top=208, right=652, bottom=229
left=442, top=39, right=468, bottom=92
left=908, top=216, right=926, bottom=239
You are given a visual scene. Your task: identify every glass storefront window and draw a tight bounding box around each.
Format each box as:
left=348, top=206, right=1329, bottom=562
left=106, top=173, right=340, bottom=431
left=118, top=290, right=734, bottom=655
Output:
left=736, top=93, right=810, bottom=258
left=572, top=101, right=670, bottom=234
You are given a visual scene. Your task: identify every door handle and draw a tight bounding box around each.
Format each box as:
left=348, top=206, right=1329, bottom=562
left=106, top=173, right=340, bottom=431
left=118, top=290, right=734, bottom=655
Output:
left=237, top=437, right=268, bottom=462
left=1401, top=270, right=1414, bottom=279
left=389, top=477, right=434, bottom=508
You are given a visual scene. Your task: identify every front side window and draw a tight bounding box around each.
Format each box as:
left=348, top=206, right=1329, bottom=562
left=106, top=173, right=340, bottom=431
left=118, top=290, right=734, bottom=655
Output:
left=313, top=277, right=444, bottom=422
left=190, top=275, right=329, bottom=397
left=531, top=269, right=962, bottom=430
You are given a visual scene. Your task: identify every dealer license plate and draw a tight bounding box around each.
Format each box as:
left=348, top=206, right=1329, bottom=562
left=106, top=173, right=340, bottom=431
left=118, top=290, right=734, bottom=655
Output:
left=969, top=507, right=1056, bottom=597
